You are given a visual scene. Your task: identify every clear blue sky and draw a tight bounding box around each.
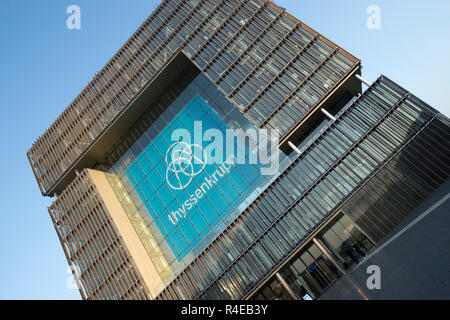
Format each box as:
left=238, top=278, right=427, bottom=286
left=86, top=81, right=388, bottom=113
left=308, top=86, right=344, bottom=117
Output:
left=0, top=0, right=449, bottom=300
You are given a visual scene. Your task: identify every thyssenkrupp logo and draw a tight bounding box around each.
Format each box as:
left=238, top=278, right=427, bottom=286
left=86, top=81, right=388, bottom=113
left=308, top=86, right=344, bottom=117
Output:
left=165, top=141, right=207, bottom=190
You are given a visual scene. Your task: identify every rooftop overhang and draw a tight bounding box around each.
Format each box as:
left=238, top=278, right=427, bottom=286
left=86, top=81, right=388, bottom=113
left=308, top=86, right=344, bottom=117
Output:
left=44, top=51, right=193, bottom=196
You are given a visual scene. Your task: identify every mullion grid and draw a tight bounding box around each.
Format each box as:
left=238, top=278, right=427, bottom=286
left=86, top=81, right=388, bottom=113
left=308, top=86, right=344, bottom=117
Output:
left=49, top=170, right=150, bottom=299
left=156, top=78, right=437, bottom=300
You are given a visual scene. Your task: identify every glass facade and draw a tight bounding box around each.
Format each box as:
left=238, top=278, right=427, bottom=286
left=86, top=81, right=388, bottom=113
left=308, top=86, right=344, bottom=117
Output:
left=101, top=70, right=276, bottom=292
left=251, top=109, right=449, bottom=300
left=29, top=0, right=449, bottom=301
left=28, top=0, right=359, bottom=196
left=48, top=170, right=152, bottom=300
left=156, top=76, right=449, bottom=300
left=125, top=94, right=261, bottom=261
left=251, top=211, right=375, bottom=300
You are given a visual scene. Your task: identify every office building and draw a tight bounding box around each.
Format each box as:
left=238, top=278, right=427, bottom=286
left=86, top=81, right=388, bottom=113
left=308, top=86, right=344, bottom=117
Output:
left=28, top=0, right=449, bottom=300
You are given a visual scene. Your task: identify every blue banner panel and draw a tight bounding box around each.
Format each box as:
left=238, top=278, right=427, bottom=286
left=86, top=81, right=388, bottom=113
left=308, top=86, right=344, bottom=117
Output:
left=125, top=94, right=261, bottom=260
